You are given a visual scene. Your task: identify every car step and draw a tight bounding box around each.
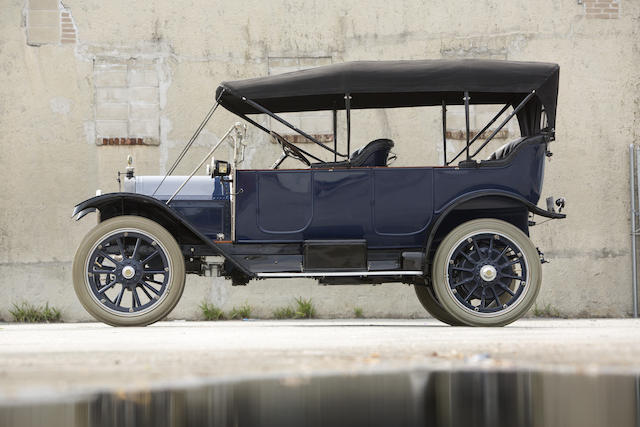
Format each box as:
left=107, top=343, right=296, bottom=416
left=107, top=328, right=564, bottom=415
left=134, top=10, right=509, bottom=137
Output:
left=256, top=271, right=423, bottom=277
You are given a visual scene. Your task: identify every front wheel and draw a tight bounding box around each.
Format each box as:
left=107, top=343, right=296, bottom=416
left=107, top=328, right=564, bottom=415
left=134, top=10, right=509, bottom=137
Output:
left=73, top=216, right=186, bottom=326
left=431, top=219, right=542, bottom=327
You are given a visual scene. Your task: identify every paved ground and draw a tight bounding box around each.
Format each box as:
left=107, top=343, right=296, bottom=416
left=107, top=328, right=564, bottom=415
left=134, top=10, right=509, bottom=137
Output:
left=0, top=318, right=639, bottom=401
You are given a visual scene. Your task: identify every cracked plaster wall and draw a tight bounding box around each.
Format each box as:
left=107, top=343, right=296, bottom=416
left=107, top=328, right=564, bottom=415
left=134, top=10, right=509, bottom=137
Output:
left=0, top=0, right=639, bottom=320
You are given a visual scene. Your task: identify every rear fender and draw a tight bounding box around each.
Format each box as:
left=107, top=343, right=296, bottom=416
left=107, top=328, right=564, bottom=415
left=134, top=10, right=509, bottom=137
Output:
left=424, top=190, right=565, bottom=266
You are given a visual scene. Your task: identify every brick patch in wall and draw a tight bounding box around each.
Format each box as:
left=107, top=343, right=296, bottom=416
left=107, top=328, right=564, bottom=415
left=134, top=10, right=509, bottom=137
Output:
left=93, top=57, right=161, bottom=146
left=281, top=134, right=333, bottom=144
left=99, top=138, right=147, bottom=146
left=445, top=129, right=509, bottom=141
left=584, top=0, right=619, bottom=19
left=60, top=9, right=77, bottom=44
left=26, top=0, right=59, bottom=45
left=26, top=0, right=78, bottom=45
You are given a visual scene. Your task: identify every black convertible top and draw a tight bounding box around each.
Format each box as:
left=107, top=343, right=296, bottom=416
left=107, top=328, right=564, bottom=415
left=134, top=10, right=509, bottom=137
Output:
left=217, top=59, right=560, bottom=129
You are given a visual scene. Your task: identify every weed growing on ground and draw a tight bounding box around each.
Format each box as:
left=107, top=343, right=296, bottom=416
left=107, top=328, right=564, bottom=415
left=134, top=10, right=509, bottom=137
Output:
left=353, top=307, right=364, bottom=318
left=532, top=303, right=562, bottom=318
left=294, top=297, right=316, bottom=319
left=9, top=302, right=61, bottom=323
left=273, top=306, right=296, bottom=319
left=200, top=301, right=226, bottom=320
left=229, top=304, right=252, bottom=320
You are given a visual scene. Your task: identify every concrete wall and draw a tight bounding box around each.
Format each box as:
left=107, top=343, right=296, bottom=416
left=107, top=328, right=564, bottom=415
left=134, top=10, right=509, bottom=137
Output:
left=0, top=0, right=638, bottom=321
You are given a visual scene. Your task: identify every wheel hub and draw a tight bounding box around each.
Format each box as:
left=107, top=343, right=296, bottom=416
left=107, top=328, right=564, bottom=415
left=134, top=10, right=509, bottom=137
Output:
left=122, top=265, right=136, bottom=280
left=479, top=265, right=497, bottom=282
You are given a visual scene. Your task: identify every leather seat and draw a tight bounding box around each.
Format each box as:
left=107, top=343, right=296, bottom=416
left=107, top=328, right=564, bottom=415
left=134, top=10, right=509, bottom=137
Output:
left=312, top=138, right=394, bottom=168
left=487, top=137, right=528, bottom=161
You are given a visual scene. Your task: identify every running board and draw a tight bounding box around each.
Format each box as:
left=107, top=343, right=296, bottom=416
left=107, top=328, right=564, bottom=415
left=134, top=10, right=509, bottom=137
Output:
left=256, top=271, right=423, bottom=278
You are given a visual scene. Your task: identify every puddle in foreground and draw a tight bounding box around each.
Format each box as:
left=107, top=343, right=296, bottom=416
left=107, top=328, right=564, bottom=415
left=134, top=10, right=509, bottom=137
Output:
left=1, top=369, right=639, bottom=427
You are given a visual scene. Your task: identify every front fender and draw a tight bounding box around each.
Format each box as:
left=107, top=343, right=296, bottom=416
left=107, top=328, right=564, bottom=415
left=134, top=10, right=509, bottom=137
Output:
left=72, top=192, right=167, bottom=220
left=72, top=193, right=252, bottom=276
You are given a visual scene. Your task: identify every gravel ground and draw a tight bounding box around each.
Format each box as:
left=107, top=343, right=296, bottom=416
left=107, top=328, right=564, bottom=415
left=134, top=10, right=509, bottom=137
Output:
left=0, top=318, right=639, bottom=401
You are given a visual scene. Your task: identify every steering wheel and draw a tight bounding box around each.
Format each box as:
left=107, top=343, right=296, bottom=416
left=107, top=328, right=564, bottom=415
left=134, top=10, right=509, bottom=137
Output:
left=270, top=132, right=311, bottom=168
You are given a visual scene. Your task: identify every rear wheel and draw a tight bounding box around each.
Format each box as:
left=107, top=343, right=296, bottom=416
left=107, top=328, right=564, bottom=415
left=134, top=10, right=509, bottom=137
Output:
left=414, top=283, right=463, bottom=326
left=73, top=216, right=186, bottom=326
left=431, top=218, right=541, bottom=327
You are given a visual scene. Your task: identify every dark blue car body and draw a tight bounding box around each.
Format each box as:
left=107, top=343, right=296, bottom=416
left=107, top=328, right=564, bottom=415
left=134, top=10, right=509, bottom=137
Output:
left=73, top=59, right=565, bottom=321
left=74, top=135, right=557, bottom=282
left=235, top=141, right=546, bottom=247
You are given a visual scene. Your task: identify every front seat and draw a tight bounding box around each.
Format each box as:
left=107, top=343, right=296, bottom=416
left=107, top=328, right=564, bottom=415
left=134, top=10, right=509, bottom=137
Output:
left=312, top=138, right=394, bottom=168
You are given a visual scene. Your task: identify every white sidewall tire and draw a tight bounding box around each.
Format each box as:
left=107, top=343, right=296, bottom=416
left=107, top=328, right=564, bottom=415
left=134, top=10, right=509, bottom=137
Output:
left=414, top=284, right=464, bottom=326
left=73, top=216, right=186, bottom=326
left=431, top=218, right=542, bottom=327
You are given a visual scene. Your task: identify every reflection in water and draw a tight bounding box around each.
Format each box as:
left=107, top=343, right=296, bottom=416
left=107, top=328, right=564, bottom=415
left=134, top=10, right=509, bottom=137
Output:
left=1, top=370, right=639, bottom=427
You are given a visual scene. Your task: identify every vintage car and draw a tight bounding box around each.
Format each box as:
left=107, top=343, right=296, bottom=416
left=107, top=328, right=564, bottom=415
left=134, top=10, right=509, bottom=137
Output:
left=72, top=59, right=565, bottom=327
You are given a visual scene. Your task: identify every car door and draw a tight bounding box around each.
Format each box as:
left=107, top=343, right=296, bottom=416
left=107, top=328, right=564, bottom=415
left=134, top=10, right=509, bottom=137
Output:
left=234, top=167, right=433, bottom=247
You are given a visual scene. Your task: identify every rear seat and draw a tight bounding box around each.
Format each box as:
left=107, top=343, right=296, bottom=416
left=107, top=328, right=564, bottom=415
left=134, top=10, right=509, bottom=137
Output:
left=487, top=137, right=528, bottom=161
